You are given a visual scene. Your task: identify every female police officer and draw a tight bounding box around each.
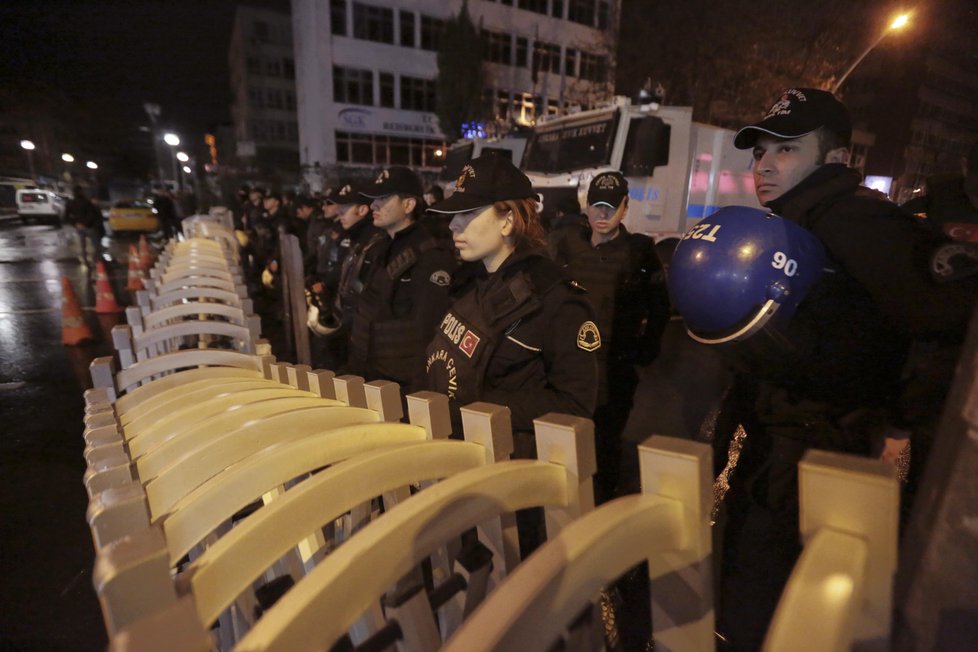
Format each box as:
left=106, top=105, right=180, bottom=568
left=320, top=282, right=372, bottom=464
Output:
left=424, top=154, right=600, bottom=435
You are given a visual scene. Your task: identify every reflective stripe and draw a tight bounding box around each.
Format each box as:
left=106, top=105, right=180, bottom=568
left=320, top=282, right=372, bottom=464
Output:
left=506, top=335, right=542, bottom=352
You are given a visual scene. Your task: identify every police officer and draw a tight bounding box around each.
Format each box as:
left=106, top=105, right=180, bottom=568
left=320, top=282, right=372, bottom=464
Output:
left=425, top=154, right=599, bottom=436
left=308, top=181, right=386, bottom=371
left=553, top=171, right=670, bottom=504
left=672, top=87, right=978, bottom=650
left=348, top=167, right=457, bottom=392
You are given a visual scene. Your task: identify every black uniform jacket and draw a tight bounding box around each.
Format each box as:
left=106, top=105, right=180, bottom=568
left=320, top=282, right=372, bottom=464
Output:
left=553, top=226, right=670, bottom=403
left=349, top=222, right=456, bottom=390
left=425, top=248, right=599, bottom=432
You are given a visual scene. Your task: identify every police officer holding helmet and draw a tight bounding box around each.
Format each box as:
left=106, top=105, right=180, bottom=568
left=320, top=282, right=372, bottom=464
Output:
left=425, top=154, right=599, bottom=436
left=669, top=87, right=978, bottom=650
left=348, top=167, right=456, bottom=392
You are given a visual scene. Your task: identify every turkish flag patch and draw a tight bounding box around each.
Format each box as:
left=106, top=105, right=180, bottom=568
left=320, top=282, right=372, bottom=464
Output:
left=459, top=330, right=480, bottom=358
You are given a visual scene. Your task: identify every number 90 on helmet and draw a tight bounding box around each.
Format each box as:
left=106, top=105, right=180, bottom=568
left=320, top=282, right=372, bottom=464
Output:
left=667, top=206, right=830, bottom=344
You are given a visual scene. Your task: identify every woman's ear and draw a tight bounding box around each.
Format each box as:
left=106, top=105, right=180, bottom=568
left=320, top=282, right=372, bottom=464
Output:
left=500, top=211, right=514, bottom=237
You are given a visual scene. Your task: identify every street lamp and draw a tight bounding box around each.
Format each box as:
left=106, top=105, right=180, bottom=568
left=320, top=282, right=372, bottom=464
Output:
left=61, top=153, right=74, bottom=163
left=182, top=165, right=192, bottom=174
left=176, top=151, right=189, bottom=163
left=832, top=12, right=911, bottom=93
left=20, top=140, right=36, bottom=179
left=163, top=133, right=181, bottom=190
left=86, top=161, right=98, bottom=170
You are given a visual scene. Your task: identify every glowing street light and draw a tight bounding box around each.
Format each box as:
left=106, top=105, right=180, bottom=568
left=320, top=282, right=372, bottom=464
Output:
left=176, top=151, right=189, bottom=163
left=62, top=153, right=75, bottom=163
left=833, top=12, right=912, bottom=93
left=163, top=133, right=180, bottom=146
left=182, top=165, right=192, bottom=174
left=20, top=140, right=36, bottom=178
left=86, top=161, right=98, bottom=170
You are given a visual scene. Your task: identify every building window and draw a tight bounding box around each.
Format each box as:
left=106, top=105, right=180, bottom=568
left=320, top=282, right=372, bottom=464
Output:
left=401, top=75, right=435, bottom=112
left=380, top=72, right=395, bottom=107
left=330, top=0, right=347, bottom=35
left=534, top=41, right=561, bottom=74
left=283, top=58, right=295, bottom=79
left=248, top=87, right=263, bottom=108
left=246, top=57, right=262, bottom=76
left=517, top=0, right=547, bottom=15
left=597, top=0, right=610, bottom=29
left=551, top=0, right=564, bottom=18
left=568, top=0, right=595, bottom=26
left=266, top=89, right=284, bottom=109
left=515, top=36, right=528, bottom=67
left=333, top=66, right=374, bottom=105
left=285, top=90, right=296, bottom=110
left=564, top=48, right=577, bottom=76
left=483, top=30, right=512, bottom=65
left=420, top=15, right=444, bottom=51
left=287, top=122, right=298, bottom=140
left=266, top=59, right=282, bottom=77
left=399, top=10, right=415, bottom=47
left=253, top=20, right=270, bottom=42
left=335, top=131, right=447, bottom=167
left=579, top=52, right=607, bottom=82
left=353, top=2, right=394, bottom=44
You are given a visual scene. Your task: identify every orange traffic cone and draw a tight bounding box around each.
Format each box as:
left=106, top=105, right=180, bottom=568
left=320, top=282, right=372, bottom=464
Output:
left=94, top=261, right=122, bottom=314
left=127, top=245, right=145, bottom=292
left=138, top=234, right=154, bottom=274
left=62, top=276, right=94, bottom=345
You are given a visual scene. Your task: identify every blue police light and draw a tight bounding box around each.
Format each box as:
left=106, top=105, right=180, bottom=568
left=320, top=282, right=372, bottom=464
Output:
left=668, top=206, right=830, bottom=344
left=461, top=122, right=487, bottom=139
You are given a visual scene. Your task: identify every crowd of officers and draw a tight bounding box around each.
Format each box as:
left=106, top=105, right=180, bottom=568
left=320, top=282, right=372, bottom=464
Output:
left=231, top=159, right=664, bottom=509
left=228, top=86, right=977, bottom=651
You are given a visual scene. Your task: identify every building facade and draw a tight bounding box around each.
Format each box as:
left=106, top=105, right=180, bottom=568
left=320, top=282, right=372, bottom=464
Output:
left=292, top=0, right=618, bottom=186
left=229, top=5, right=301, bottom=183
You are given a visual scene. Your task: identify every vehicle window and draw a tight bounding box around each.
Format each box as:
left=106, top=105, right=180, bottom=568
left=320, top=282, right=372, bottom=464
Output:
left=522, top=113, right=619, bottom=174
left=20, top=192, right=47, bottom=202
left=621, top=115, right=671, bottom=177
left=113, top=201, right=152, bottom=209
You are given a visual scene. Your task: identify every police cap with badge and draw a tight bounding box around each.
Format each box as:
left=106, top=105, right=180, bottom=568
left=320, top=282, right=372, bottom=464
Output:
left=427, top=153, right=536, bottom=215
left=326, top=180, right=369, bottom=206
left=587, top=171, right=629, bottom=209
left=733, top=87, right=852, bottom=150
left=360, top=166, right=425, bottom=199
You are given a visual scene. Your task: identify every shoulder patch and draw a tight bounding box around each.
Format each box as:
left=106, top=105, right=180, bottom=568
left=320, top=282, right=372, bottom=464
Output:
left=429, top=270, right=451, bottom=287
left=577, top=320, right=601, bottom=352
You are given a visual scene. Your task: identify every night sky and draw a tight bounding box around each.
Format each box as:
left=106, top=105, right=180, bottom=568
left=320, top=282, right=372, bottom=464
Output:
left=1, top=1, right=287, bottom=145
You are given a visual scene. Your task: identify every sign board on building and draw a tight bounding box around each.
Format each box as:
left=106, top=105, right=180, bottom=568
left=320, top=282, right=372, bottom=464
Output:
left=336, top=106, right=443, bottom=139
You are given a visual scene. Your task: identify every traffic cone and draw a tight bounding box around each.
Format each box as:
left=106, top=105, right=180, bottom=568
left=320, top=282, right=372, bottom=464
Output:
left=126, top=245, right=145, bottom=292
left=62, top=276, right=94, bottom=345
left=138, top=234, right=154, bottom=274
left=94, top=261, right=122, bottom=314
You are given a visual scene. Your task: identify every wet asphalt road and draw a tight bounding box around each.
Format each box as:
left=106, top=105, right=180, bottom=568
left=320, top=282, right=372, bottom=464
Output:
left=0, top=219, right=161, bottom=651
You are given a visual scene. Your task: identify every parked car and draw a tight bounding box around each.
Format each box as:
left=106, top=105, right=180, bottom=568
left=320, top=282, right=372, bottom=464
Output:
left=107, top=199, right=159, bottom=233
left=15, top=188, right=66, bottom=225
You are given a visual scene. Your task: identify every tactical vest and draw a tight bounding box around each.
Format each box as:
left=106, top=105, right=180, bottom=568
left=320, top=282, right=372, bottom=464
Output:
left=349, top=235, right=438, bottom=385
left=425, top=265, right=557, bottom=408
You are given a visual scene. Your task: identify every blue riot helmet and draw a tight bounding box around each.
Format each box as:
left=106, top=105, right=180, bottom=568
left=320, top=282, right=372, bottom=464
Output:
left=668, top=206, right=830, bottom=344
